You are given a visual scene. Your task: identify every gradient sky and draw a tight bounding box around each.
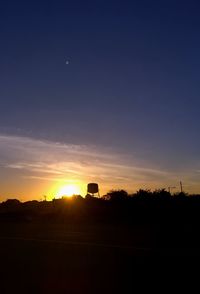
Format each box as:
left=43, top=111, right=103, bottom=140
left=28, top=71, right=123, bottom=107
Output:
left=1, top=0, right=200, bottom=200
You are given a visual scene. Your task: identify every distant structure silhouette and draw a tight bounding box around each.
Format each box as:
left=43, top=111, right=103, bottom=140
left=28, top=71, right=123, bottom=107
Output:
left=180, top=181, right=183, bottom=193
left=87, top=183, right=100, bottom=197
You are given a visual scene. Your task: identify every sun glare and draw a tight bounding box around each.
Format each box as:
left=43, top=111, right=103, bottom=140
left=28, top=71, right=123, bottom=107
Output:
left=55, top=184, right=81, bottom=198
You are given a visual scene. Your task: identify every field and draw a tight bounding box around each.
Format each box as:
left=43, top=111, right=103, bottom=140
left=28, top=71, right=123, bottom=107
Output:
left=0, top=221, right=199, bottom=293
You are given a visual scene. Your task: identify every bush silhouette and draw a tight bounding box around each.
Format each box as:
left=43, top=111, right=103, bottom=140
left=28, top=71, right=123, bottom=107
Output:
left=104, top=190, right=128, bottom=201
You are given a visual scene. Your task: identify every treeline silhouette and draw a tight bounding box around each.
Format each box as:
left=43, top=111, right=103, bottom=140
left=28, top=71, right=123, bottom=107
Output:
left=0, top=189, right=200, bottom=226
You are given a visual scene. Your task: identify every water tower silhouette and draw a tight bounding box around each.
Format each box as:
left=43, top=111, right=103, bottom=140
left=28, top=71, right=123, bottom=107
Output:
left=87, top=183, right=100, bottom=197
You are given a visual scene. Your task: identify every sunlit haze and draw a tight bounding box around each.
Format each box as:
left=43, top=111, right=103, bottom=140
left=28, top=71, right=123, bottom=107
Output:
left=55, top=184, right=81, bottom=198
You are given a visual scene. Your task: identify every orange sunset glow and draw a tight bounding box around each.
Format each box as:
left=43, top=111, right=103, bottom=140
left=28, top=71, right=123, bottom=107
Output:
left=55, top=184, right=81, bottom=198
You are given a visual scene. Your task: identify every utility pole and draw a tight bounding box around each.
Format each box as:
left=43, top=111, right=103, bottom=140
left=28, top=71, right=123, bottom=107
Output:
left=180, top=181, right=183, bottom=193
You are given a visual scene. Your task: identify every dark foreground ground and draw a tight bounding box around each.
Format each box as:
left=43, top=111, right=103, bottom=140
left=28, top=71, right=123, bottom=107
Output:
left=0, top=221, right=199, bottom=293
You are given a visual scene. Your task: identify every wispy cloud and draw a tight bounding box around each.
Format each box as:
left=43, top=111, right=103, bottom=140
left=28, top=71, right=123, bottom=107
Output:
left=0, top=133, right=194, bottom=193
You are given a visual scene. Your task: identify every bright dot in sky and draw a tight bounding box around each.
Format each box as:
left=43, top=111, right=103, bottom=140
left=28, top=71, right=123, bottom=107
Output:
left=66, top=60, right=69, bottom=65
left=56, top=184, right=80, bottom=198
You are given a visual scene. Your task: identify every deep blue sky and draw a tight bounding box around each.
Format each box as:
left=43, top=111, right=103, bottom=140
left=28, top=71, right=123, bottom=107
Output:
left=1, top=0, right=200, bottom=197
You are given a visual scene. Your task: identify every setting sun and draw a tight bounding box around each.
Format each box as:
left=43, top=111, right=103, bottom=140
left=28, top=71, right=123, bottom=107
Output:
left=55, top=184, right=81, bottom=198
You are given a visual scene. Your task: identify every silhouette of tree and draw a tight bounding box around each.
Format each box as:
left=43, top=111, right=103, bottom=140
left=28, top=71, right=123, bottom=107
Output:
left=104, top=190, right=128, bottom=201
left=85, top=194, right=94, bottom=200
left=173, top=191, right=188, bottom=198
left=135, top=189, right=152, bottom=199
left=153, top=189, right=171, bottom=199
left=2, top=199, right=21, bottom=209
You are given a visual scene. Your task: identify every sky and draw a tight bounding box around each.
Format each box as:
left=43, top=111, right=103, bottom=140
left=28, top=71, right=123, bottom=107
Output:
left=1, top=0, right=200, bottom=200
